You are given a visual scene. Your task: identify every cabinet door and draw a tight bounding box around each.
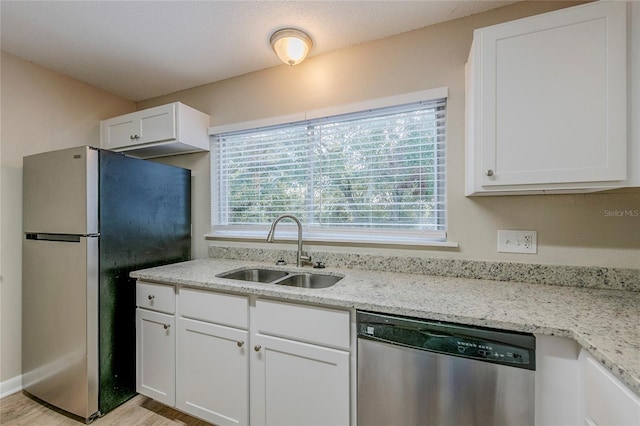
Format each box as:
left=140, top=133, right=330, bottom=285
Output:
left=176, top=318, right=249, bottom=426
left=136, top=308, right=175, bottom=406
left=101, top=115, right=139, bottom=150
left=581, top=352, right=640, bottom=426
left=473, top=1, right=627, bottom=189
left=251, top=333, right=350, bottom=426
left=138, top=103, right=176, bottom=144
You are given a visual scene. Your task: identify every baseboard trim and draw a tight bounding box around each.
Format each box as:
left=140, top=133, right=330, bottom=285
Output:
left=1, top=375, right=22, bottom=399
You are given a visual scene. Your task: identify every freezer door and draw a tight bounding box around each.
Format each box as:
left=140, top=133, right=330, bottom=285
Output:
left=22, top=235, right=99, bottom=420
left=23, top=146, right=98, bottom=235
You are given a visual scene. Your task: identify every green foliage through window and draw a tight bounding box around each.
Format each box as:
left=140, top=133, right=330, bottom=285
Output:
left=213, top=99, right=446, bottom=235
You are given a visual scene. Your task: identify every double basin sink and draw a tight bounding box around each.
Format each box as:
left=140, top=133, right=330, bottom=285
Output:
left=217, top=268, right=343, bottom=289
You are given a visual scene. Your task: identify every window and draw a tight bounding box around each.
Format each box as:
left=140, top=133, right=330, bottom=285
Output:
left=211, top=93, right=447, bottom=245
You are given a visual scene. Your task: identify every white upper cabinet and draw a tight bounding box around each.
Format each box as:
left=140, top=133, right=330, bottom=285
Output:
left=466, top=1, right=635, bottom=195
left=100, top=102, right=210, bottom=159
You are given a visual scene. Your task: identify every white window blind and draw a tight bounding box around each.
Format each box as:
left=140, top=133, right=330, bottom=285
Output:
left=212, top=98, right=447, bottom=244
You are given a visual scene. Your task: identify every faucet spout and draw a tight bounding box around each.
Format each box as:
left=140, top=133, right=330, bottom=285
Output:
left=266, top=214, right=311, bottom=267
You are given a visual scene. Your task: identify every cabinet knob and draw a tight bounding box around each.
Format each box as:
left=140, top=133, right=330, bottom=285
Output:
left=254, top=345, right=261, bottom=352
left=486, top=169, right=494, bottom=177
left=163, top=324, right=170, bottom=330
left=237, top=340, right=245, bottom=348
left=148, top=294, right=155, bottom=300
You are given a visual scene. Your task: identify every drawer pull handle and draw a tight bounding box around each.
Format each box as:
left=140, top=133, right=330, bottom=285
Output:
left=254, top=345, right=261, bottom=352
left=486, top=169, right=494, bottom=177
left=148, top=294, right=155, bottom=300
left=163, top=324, right=170, bottom=330
left=237, top=340, right=245, bottom=348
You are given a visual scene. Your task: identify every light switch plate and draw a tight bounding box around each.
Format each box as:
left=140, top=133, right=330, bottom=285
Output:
left=497, top=230, right=537, bottom=254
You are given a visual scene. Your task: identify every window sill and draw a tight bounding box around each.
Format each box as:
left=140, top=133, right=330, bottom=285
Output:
left=205, top=229, right=459, bottom=249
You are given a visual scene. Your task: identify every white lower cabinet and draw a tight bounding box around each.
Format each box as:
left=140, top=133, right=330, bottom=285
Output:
left=135, top=281, right=177, bottom=406
left=250, top=333, right=350, bottom=426
left=134, top=285, right=353, bottom=426
left=579, top=349, right=640, bottom=426
left=177, top=318, right=249, bottom=426
left=250, top=298, right=351, bottom=426
left=176, top=288, right=250, bottom=426
left=136, top=308, right=176, bottom=406
left=534, top=335, right=640, bottom=426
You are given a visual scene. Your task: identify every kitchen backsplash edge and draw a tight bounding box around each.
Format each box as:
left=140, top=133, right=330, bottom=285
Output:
left=208, top=246, right=640, bottom=292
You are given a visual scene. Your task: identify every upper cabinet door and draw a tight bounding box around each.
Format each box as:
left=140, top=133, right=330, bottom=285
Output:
left=102, top=117, right=138, bottom=150
left=137, top=104, right=176, bottom=144
left=466, top=1, right=628, bottom=194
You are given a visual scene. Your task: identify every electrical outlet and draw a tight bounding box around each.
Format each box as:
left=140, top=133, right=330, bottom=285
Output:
left=497, top=230, right=537, bottom=254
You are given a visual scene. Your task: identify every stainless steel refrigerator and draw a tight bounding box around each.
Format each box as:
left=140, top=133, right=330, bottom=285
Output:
left=22, top=146, right=191, bottom=421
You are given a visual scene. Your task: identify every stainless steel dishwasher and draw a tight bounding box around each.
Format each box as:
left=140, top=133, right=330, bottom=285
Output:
left=357, top=311, right=536, bottom=426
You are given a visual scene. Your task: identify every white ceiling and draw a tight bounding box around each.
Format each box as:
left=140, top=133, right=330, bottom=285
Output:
left=1, top=1, right=516, bottom=102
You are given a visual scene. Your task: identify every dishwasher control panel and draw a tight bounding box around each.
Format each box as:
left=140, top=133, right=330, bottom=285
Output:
left=453, top=338, right=530, bottom=365
left=357, top=311, right=536, bottom=370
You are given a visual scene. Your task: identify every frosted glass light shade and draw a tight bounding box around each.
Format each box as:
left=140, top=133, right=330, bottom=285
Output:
left=270, top=28, right=313, bottom=66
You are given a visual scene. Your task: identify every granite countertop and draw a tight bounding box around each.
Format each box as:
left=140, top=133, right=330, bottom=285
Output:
left=131, top=258, right=640, bottom=397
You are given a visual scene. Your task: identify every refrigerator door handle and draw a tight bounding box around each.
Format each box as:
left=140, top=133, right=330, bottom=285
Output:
left=25, top=233, right=100, bottom=242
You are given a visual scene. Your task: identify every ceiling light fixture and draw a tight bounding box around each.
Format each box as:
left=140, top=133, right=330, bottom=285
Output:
left=270, top=28, right=313, bottom=66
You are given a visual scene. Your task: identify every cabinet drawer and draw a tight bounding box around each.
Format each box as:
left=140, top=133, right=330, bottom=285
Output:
left=136, top=281, right=175, bottom=314
left=255, top=299, right=350, bottom=350
left=179, top=288, right=248, bottom=329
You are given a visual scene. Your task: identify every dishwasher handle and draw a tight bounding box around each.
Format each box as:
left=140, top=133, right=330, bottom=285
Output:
left=358, top=321, right=457, bottom=350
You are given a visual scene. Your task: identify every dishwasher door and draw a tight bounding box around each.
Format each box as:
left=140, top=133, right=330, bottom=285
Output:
left=357, top=311, right=535, bottom=426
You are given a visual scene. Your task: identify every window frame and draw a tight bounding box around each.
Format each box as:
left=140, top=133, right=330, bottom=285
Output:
left=208, top=87, right=455, bottom=247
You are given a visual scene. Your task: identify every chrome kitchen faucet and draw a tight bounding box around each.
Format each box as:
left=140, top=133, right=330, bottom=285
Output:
left=266, top=214, right=311, bottom=267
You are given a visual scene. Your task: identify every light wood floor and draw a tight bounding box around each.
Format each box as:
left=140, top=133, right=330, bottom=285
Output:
left=0, top=392, right=212, bottom=425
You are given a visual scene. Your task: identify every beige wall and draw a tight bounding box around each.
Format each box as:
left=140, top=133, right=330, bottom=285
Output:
left=139, top=1, right=639, bottom=269
left=0, top=52, right=135, bottom=387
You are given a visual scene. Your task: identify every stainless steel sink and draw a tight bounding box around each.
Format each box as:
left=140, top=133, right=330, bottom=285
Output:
left=217, top=268, right=342, bottom=288
left=275, top=273, right=342, bottom=289
left=217, top=268, right=289, bottom=283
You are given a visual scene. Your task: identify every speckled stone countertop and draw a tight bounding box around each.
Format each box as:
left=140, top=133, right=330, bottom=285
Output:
left=131, top=258, right=640, bottom=397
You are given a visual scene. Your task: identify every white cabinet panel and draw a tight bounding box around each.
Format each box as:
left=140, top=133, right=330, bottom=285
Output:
left=250, top=333, right=350, bottom=426
left=136, top=281, right=175, bottom=314
left=102, top=118, right=137, bottom=150
left=534, top=335, right=580, bottom=426
left=138, top=104, right=176, bottom=143
left=255, top=298, right=350, bottom=349
left=581, top=351, right=640, bottom=426
left=135, top=308, right=175, bottom=406
left=466, top=1, right=631, bottom=195
left=177, top=318, right=248, bottom=426
left=180, top=287, right=248, bottom=329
